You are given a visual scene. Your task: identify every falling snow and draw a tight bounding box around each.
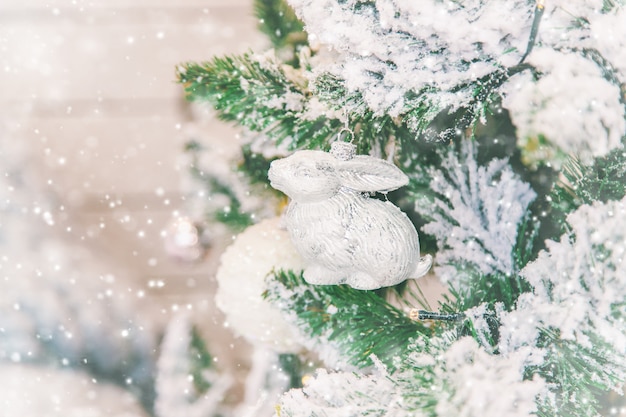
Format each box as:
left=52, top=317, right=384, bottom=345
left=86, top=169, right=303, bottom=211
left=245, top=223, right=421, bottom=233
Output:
left=2, top=1, right=626, bottom=416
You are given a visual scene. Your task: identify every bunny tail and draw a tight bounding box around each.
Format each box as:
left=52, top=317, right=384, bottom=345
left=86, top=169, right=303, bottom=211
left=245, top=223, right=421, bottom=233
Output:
left=412, top=254, right=433, bottom=279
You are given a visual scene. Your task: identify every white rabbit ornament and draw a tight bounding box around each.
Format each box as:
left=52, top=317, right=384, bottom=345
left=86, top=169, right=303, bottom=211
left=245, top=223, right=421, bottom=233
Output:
left=268, top=142, right=432, bottom=290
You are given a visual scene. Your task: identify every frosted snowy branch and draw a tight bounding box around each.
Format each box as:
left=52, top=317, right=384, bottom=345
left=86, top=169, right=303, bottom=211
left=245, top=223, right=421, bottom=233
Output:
left=289, top=0, right=626, bottom=158
left=503, top=47, right=626, bottom=164
left=490, top=197, right=626, bottom=411
left=277, top=337, right=546, bottom=417
left=289, top=0, right=535, bottom=118
left=277, top=367, right=404, bottom=417
left=155, top=314, right=232, bottom=417
left=432, top=338, right=546, bottom=417
left=502, top=3, right=626, bottom=163
left=503, top=196, right=626, bottom=355
left=416, top=140, right=536, bottom=286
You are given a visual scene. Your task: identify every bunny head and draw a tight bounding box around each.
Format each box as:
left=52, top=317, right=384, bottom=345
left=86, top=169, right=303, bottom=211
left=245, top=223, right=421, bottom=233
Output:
left=268, top=148, right=409, bottom=203
left=269, top=150, right=340, bottom=203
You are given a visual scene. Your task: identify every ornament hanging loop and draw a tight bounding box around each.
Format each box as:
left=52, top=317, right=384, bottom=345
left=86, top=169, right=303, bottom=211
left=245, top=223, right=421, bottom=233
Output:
left=338, top=108, right=354, bottom=143
left=337, top=127, right=355, bottom=143
left=332, top=110, right=356, bottom=160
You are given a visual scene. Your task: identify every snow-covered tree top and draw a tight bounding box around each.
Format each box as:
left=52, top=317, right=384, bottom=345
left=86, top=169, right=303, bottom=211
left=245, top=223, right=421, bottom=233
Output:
left=290, top=0, right=626, bottom=159
left=294, top=0, right=536, bottom=116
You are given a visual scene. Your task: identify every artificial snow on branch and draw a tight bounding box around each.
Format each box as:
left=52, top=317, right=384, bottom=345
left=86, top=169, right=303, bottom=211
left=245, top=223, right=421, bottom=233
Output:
left=277, top=334, right=547, bottom=417
left=503, top=47, right=625, bottom=165
left=155, top=314, right=233, bottom=417
left=510, top=196, right=626, bottom=354
left=429, top=337, right=546, bottom=417
left=290, top=0, right=535, bottom=118
left=277, top=365, right=401, bottom=417
left=414, top=140, right=536, bottom=287
left=496, top=196, right=626, bottom=415
left=502, top=2, right=626, bottom=164
left=290, top=0, right=626, bottom=156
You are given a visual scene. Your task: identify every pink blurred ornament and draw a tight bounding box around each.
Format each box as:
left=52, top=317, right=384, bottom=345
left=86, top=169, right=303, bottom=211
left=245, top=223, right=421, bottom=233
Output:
left=163, top=215, right=210, bottom=262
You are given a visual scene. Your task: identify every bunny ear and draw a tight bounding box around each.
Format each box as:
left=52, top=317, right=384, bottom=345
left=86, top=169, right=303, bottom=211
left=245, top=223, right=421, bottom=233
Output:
left=336, top=156, right=409, bottom=192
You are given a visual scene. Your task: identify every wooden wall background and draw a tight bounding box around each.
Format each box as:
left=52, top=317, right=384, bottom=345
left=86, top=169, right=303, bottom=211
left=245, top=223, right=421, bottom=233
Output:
left=0, top=0, right=262, bottom=391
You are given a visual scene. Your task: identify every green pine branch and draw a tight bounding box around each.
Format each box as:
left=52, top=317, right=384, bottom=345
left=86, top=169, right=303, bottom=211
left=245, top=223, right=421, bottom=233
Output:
left=178, top=53, right=347, bottom=151
left=560, top=147, right=626, bottom=205
left=186, top=141, right=254, bottom=232
left=189, top=326, right=215, bottom=394
left=278, top=353, right=304, bottom=389
left=177, top=53, right=537, bottom=162
left=315, top=63, right=537, bottom=161
left=178, top=53, right=413, bottom=156
left=436, top=215, right=540, bottom=349
left=178, top=53, right=302, bottom=133
left=239, top=143, right=276, bottom=186
left=265, top=269, right=438, bottom=372
left=314, top=72, right=438, bottom=155
left=254, top=0, right=307, bottom=67
left=603, top=0, right=626, bottom=11
left=534, top=328, right=625, bottom=417
left=550, top=144, right=626, bottom=234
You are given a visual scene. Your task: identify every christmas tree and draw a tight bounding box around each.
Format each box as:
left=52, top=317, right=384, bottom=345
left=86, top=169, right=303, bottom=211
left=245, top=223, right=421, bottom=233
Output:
left=176, top=0, right=626, bottom=416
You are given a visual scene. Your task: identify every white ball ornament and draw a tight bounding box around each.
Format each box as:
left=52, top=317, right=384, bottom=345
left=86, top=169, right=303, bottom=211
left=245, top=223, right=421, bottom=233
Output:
left=215, top=217, right=305, bottom=353
left=268, top=141, right=432, bottom=290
